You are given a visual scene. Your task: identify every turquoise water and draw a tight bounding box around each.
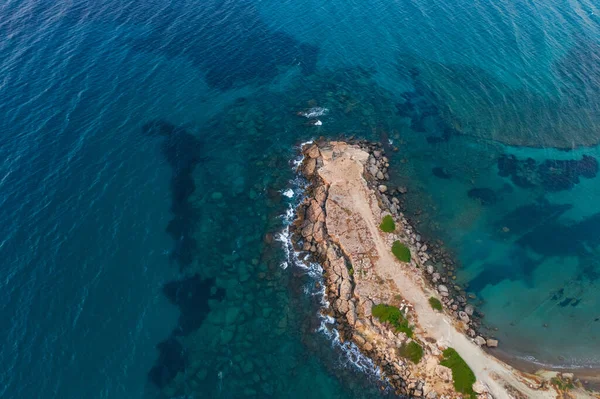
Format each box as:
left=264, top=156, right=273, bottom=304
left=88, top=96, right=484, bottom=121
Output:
left=1, top=0, right=600, bottom=398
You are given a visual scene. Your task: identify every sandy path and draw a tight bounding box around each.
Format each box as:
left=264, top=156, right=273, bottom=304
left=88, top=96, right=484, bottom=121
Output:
left=319, top=143, right=560, bottom=399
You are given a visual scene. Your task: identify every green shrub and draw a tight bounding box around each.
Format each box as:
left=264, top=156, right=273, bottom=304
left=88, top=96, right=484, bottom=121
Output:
left=371, top=304, right=413, bottom=337
left=429, top=297, right=443, bottom=311
left=551, top=377, right=574, bottom=391
left=397, top=341, right=424, bottom=364
left=392, top=241, right=411, bottom=262
left=379, top=215, right=396, bottom=232
left=440, top=348, right=476, bottom=398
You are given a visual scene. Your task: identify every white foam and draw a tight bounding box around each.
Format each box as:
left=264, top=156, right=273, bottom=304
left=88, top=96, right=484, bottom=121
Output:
left=298, top=107, right=329, bottom=118
left=282, top=189, right=294, bottom=198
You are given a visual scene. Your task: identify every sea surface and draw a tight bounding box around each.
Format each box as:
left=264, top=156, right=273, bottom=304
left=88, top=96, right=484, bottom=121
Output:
left=1, top=0, right=600, bottom=397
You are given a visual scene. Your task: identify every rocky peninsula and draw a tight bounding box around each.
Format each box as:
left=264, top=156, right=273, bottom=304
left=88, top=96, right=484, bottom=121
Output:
left=290, top=140, right=593, bottom=399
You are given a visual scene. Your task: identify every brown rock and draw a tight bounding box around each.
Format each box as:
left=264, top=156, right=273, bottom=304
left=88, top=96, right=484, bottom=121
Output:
left=486, top=339, right=498, bottom=348
left=307, top=145, right=321, bottom=159
left=303, top=158, right=316, bottom=175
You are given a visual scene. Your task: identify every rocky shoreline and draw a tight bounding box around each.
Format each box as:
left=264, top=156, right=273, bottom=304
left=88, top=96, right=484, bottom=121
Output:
left=289, top=139, right=577, bottom=399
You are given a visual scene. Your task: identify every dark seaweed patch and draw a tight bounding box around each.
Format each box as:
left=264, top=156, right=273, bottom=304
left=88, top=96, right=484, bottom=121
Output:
left=497, top=154, right=598, bottom=192
left=143, top=120, right=204, bottom=269
left=468, top=187, right=498, bottom=205
left=164, top=275, right=225, bottom=336
left=432, top=167, right=452, bottom=179
left=467, top=248, right=538, bottom=293
left=559, top=298, right=574, bottom=307
left=148, top=336, right=187, bottom=389
left=498, top=200, right=572, bottom=236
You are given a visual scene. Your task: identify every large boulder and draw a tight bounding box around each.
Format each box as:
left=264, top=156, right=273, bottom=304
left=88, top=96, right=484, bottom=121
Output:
left=486, top=339, right=498, bottom=348
left=437, top=285, right=449, bottom=296
left=307, top=145, right=321, bottom=159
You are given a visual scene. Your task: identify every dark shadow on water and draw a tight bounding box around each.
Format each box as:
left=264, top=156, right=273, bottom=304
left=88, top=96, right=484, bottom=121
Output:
left=468, top=247, right=539, bottom=293
left=142, top=120, right=205, bottom=269
left=164, top=275, right=225, bottom=336
left=143, top=120, right=226, bottom=390
left=126, top=0, right=318, bottom=90
left=148, top=336, right=187, bottom=389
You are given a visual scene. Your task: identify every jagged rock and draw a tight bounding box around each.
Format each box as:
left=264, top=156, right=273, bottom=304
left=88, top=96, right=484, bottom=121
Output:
left=335, top=298, right=350, bottom=314
left=486, top=339, right=498, bottom=348
left=353, top=334, right=366, bottom=346
left=474, top=336, right=486, bottom=346
left=373, top=150, right=382, bottom=158
left=306, top=199, right=324, bottom=223
left=314, top=185, right=327, bottom=205
left=303, top=158, right=317, bottom=175
left=464, top=304, right=474, bottom=316
left=340, top=279, right=352, bottom=300
left=347, top=301, right=357, bottom=326
left=307, top=145, right=321, bottom=158
left=432, top=272, right=440, bottom=282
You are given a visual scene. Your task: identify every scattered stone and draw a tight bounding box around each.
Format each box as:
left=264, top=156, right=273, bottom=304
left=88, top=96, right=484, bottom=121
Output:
left=378, top=185, right=388, bottom=193
left=434, top=365, right=452, bottom=382
left=474, top=336, right=486, bottom=346
left=486, top=339, right=499, bottom=348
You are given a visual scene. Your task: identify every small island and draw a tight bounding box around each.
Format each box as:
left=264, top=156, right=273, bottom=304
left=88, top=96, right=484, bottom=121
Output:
left=291, top=140, right=591, bottom=399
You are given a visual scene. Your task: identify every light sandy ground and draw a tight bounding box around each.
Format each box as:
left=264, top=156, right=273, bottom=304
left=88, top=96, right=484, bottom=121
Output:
left=318, top=142, right=567, bottom=399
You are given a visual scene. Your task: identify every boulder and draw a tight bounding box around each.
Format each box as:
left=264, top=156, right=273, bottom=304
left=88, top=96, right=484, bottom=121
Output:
left=458, top=311, right=470, bottom=323
left=303, top=158, right=317, bottom=175
left=486, top=339, right=498, bottom=348
left=378, top=185, right=388, bottom=193
left=426, top=265, right=434, bottom=275
left=464, top=304, right=474, bottom=316
left=474, top=336, right=486, bottom=346
left=437, top=285, right=449, bottom=296
left=307, top=145, right=321, bottom=158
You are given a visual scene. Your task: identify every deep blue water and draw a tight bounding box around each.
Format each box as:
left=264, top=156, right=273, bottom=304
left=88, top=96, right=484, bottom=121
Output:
left=1, top=0, right=600, bottom=397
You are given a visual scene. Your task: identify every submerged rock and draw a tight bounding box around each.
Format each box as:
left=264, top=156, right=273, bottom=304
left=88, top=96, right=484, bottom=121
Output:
left=467, top=187, right=498, bottom=205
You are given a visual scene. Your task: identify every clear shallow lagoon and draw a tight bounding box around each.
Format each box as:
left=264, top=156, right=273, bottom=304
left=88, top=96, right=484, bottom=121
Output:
left=1, top=0, right=600, bottom=397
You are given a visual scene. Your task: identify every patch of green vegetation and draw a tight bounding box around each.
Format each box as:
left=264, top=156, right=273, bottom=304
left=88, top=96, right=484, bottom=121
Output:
left=397, top=341, right=424, bottom=364
left=429, top=297, right=443, bottom=311
left=379, top=215, right=396, bottom=233
left=551, top=377, right=574, bottom=391
left=371, top=304, right=413, bottom=337
left=392, top=241, right=411, bottom=262
left=440, top=348, right=476, bottom=398
left=348, top=267, right=354, bottom=277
